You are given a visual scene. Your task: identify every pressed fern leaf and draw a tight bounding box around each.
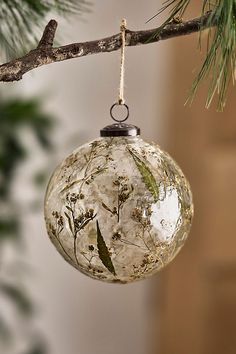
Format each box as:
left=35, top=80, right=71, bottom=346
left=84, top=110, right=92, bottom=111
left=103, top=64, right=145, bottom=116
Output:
left=128, top=149, right=159, bottom=202
left=96, top=220, right=116, bottom=276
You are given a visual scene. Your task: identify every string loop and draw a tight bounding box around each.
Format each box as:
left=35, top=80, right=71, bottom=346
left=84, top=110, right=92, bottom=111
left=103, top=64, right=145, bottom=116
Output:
left=118, top=18, right=127, bottom=105
left=110, top=103, right=129, bottom=123
left=109, top=19, right=129, bottom=123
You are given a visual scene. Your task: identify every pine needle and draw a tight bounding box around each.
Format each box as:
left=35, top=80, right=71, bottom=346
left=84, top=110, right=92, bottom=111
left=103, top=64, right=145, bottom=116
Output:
left=0, top=0, right=91, bottom=60
left=190, top=1, right=236, bottom=110
left=149, top=0, right=236, bottom=110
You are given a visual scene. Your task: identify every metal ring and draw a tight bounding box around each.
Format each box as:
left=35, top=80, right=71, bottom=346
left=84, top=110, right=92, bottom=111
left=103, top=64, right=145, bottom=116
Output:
left=110, top=103, right=129, bottom=123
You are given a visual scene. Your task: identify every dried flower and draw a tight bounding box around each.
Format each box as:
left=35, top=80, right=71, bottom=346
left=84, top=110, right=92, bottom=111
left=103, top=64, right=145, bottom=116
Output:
left=52, top=211, right=59, bottom=219
left=58, top=216, right=64, bottom=227
left=112, top=232, right=122, bottom=241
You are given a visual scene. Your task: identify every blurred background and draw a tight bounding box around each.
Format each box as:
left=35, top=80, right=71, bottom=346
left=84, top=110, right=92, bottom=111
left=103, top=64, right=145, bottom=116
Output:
left=1, top=1, right=236, bottom=354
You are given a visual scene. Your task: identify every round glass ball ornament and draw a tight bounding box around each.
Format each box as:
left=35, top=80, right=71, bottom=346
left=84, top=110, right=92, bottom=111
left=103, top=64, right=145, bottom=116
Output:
left=44, top=122, right=193, bottom=283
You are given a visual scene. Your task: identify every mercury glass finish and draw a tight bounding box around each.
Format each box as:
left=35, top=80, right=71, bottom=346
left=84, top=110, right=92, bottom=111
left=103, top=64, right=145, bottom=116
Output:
left=44, top=136, right=193, bottom=283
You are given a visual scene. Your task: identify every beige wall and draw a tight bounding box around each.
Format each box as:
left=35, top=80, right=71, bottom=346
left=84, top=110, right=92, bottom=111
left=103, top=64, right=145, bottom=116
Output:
left=10, top=2, right=171, bottom=354
left=155, top=3, right=236, bottom=354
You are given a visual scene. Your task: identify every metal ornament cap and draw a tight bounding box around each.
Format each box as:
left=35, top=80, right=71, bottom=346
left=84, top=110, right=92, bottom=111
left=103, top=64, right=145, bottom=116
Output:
left=100, top=123, right=141, bottom=137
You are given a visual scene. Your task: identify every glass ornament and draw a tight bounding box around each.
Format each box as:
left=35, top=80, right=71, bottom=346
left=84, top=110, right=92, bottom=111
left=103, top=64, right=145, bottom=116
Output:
left=44, top=119, right=193, bottom=284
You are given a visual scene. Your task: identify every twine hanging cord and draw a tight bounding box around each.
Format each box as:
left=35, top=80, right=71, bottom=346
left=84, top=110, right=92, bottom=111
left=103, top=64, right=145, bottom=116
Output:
left=118, top=18, right=127, bottom=105
left=110, top=19, right=129, bottom=123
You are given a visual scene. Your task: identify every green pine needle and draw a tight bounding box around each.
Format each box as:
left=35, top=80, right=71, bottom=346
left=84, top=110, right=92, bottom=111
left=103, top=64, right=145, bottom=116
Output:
left=0, top=0, right=91, bottom=60
left=150, top=0, right=236, bottom=110
left=190, top=1, right=236, bottom=110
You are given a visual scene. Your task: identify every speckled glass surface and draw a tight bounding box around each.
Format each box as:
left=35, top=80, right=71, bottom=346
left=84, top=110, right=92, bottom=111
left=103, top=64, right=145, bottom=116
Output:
left=44, top=136, right=193, bottom=283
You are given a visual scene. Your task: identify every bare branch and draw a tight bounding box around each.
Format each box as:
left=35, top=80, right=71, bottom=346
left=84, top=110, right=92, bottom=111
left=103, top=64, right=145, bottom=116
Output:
left=37, top=19, right=58, bottom=48
left=0, top=12, right=212, bottom=83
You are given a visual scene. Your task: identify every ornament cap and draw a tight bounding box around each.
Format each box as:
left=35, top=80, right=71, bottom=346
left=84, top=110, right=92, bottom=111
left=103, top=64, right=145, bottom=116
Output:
left=100, top=123, right=141, bottom=137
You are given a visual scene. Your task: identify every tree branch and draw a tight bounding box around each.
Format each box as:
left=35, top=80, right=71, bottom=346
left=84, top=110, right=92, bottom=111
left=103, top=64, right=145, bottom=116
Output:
left=0, top=12, right=212, bottom=83
left=37, top=19, right=58, bottom=49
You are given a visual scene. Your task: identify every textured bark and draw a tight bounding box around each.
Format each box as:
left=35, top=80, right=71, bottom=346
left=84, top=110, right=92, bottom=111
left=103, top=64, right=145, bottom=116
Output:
left=0, top=12, right=212, bottom=83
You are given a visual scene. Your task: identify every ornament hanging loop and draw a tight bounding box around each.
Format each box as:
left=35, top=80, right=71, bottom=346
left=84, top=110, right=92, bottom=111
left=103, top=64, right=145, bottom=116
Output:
left=110, top=102, right=129, bottom=122
left=109, top=19, right=129, bottom=123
